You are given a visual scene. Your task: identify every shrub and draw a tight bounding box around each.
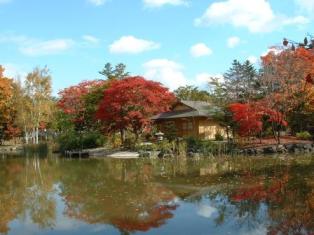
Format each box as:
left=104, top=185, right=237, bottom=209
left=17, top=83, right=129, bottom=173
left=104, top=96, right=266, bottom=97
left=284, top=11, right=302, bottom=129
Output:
left=58, top=131, right=106, bottom=152
left=186, top=137, right=231, bottom=156
left=186, top=137, right=202, bottom=152
left=81, top=132, right=106, bottom=149
left=157, top=140, right=175, bottom=153
left=296, top=131, right=312, bottom=140
left=215, top=132, right=224, bottom=141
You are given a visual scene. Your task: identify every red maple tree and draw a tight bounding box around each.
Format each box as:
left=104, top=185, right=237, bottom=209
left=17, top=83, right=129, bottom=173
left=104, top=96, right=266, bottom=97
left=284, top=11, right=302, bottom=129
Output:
left=96, top=76, right=176, bottom=142
left=229, top=102, right=287, bottom=141
left=58, top=80, right=106, bottom=125
left=229, top=103, right=264, bottom=137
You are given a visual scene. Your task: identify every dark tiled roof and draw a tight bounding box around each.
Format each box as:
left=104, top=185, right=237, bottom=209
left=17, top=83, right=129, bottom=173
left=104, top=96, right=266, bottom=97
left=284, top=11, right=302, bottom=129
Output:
left=152, top=100, right=221, bottom=120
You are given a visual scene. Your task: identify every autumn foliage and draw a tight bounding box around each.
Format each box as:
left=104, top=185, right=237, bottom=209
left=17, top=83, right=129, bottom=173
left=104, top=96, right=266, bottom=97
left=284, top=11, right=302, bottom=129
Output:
left=261, top=47, right=314, bottom=113
left=96, top=76, right=176, bottom=140
left=0, top=66, right=21, bottom=142
left=229, top=103, right=263, bottom=137
left=229, top=102, right=288, bottom=137
left=58, top=80, right=106, bottom=124
left=0, top=66, right=14, bottom=121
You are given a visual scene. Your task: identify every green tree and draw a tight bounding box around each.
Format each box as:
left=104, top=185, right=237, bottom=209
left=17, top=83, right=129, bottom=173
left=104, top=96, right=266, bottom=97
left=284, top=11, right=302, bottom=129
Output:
left=223, top=60, right=260, bottom=103
left=209, top=77, right=234, bottom=141
left=99, top=63, right=129, bottom=80
left=174, top=85, right=211, bottom=102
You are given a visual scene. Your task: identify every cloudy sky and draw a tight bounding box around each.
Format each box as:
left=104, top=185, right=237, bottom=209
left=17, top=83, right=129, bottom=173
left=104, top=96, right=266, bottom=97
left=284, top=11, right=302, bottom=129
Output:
left=0, top=0, right=313, bottom=93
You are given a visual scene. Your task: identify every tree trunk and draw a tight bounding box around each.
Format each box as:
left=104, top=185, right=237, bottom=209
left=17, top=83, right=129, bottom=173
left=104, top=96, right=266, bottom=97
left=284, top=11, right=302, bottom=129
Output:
left=32, top=127, right=35, bottom=144
left=24, top=126, right=29, bottom=144
left=277, top=128, right=281, bottom=145
left=35, top=126, right=39, bottom=144
left=271, top=123, right=277, bottom=144
left=120, top=129, right=125, bottom=145
left=226, top=126, right=230, bottom=143
left=134, top=130, right=139, bottom=143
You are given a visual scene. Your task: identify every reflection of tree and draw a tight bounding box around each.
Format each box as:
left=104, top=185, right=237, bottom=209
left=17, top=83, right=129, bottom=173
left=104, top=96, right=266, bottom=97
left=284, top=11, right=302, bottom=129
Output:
left=59, top=159, right=178, bottom=233
left=0, top=155, right=313, bottom=235
left=0, top=157, right=57, bottom=234
left=265, top=164, right=314, bottom=235
left=212, top=162, right=314, bottom=235
left=160, top=157, right=314, bottom=235
left=21, top=158, right=57, bottom=229
left=0, top=161, right=24, bottom=234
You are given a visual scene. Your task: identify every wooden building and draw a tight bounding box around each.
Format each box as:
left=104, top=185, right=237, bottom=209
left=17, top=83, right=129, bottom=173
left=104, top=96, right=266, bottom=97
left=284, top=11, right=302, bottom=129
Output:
left=152, top=100, right=227, bottom=140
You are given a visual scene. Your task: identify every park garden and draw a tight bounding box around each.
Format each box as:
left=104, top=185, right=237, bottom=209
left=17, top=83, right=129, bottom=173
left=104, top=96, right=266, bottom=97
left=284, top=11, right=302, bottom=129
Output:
left=0, top=36, right=313, bottom=157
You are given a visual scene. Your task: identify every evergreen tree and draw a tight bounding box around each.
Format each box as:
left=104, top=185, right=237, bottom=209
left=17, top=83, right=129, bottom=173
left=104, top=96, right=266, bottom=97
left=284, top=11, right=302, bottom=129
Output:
left=174, top=85, right=211, bottom=102
left=99, top=63, right=129, bottom=80
left=223, top=60, right=260, bottom=103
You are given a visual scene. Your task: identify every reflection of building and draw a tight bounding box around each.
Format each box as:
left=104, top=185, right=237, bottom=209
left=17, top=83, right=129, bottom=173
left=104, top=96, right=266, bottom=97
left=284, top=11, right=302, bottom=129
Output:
left=152, top=100, right=227, bottom=139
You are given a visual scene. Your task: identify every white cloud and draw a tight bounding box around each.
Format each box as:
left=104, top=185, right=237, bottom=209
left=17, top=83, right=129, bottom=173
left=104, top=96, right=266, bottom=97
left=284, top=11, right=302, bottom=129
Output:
left=195, top=0, right=309, bottom=33
left=143, top=59, right=188, bottom=90
left=2, top=63, right=28, bottom=82
left=0, top=33, right=75, bottom=56
left=280, top=15, right=309, bottom=25
left=227, top=36, right=240, bottom=48
left=20, top=39, right=74, bottom=56
left=0, top=34, right=30, bottom=44
left=248, top=55, right=258, bottom=64
left=195, top=73, right=223, bottom=87
left=109, top=36, right=160, bottom=54
left=295, top=0, right=314, bottom=13
left=143, top=0, right=187, bottom=7
left=261, top=47, right=282, bottom=57
left=190, top=43, right=212, bottom=58
left=197, top=205, right=217, bottom=218
left=87, top=0, right=106, bottom=6
left=82, top=35, right=99, bottom=44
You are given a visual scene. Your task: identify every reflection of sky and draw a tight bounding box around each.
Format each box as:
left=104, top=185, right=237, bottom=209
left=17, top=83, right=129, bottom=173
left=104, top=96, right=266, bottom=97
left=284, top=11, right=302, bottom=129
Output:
left=133, top=197, right=269, bottom=235
left=197, top=204, right=217, bottom=219
left=6, top=185, right=270, bottom=235
left=7, top=184, right=119, bottom=235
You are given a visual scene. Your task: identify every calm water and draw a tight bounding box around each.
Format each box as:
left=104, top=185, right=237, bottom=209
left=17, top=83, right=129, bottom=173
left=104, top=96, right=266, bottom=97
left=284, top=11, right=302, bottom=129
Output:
left=0, top=154, right=313, bottom=235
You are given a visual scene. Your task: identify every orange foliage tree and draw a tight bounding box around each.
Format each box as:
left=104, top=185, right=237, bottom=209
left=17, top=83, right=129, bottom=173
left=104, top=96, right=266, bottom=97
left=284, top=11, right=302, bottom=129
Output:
left=261, top=46, right=314, bottom=135
left=0, top=66, right=18, bottom=144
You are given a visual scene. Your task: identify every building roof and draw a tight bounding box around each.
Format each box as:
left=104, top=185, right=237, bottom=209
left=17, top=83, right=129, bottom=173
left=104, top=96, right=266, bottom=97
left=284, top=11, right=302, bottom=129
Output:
left=152, top=100, right=221, bottom=120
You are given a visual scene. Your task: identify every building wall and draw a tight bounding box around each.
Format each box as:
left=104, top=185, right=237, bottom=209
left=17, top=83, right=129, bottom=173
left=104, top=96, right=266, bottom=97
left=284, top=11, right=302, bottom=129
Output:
left=156, top=117, right=227, bottom=140
left=198, top=118, right=227, bottom=140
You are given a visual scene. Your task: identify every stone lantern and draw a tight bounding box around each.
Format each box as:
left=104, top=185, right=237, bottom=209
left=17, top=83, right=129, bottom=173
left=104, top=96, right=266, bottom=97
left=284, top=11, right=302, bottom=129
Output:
left=155, top=132, right=164, bottom=141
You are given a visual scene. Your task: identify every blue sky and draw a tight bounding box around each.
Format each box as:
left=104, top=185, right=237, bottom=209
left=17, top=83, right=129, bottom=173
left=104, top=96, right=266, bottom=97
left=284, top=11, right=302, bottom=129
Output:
left=0, top=0, right=313, bottom=94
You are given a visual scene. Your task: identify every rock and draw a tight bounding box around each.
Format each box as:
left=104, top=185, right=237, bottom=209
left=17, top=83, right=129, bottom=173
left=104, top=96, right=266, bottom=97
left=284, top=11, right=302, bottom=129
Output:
left=256, top=148, right=263, bottom=154
left=276, top=144, right=287, bottom=153
left=303, top=143, right=313, bottom=150
left=158, top=150, right=174, bottom=158
left=294, top=148, right=301, bottom=154
left=296, top=143, right=305, bottom=149
left=263, top=146, right=276, bottom=154
left=284, top=144, right=295, bottom=153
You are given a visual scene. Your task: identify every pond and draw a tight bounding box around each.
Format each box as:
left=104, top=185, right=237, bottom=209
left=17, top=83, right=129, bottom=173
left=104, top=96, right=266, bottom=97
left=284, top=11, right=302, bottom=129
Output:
left=0, top=153, right=313, bottom=235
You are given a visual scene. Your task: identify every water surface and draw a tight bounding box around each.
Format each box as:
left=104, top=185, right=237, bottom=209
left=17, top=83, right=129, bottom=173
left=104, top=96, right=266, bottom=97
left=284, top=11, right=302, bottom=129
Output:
left=0, top=154, right=313, bottom=235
